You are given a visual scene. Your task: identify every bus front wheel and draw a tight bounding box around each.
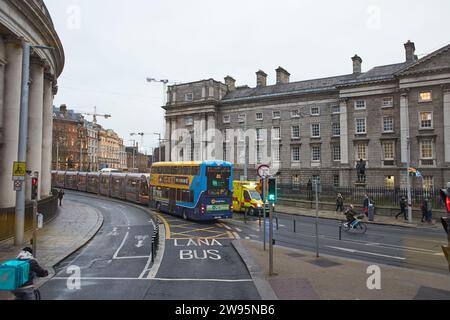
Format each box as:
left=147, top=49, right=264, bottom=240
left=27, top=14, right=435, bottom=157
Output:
left=182, top=209, right=188, bottom=221
left=156, top=202, right=161, bottom=212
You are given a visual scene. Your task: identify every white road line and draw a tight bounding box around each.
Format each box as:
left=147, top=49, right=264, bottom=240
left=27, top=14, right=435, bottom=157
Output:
left=117, top=207, right=131, bottom=226
left=222, top=224, right=232, bottom=231
left=233, top=232, right=241, bottom=239
left=245, top=237, right=250, bottom=240
left=326, top=246, right=406, bottom=261
left=51, top=277, right=253, bottom=283
left=113, top=232, right=129, bottom=259
left=235, top=227, right=243, bottom=232
left=113, top=256, right=150, bottom=260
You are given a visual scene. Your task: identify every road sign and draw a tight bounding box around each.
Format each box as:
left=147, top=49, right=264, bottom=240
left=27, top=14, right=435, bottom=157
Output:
left=13, top=180, right=23, bottom=191
left=257, top=164, right=270, bottom=178
left=12, top=162, right=26, bottom=181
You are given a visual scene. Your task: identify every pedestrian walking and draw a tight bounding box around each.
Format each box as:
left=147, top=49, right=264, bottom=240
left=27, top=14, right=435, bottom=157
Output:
left=363, top=194, right=369, bottom=217
left=421, top=198, right=432, bottom=223
left=395, top=196, right=407, bottom=220
left=58, top=189, right=64, bottom=206
left=336, top=193, right=344, bottom=212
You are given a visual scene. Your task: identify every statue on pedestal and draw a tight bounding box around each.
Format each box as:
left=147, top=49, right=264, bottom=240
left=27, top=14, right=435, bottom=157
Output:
left=356, top=158, right=366, bottom=183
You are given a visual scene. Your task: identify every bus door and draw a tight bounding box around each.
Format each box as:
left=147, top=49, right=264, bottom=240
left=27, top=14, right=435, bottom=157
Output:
left=169, top=188, right=177, bottom=214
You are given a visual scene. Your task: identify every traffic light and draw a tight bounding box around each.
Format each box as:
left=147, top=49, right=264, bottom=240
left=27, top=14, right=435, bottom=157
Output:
left=31, top=177, right=38, bottom=200
left=440, top=184, right=450, bottom=213
left=267, top=177, right=277, bottom=203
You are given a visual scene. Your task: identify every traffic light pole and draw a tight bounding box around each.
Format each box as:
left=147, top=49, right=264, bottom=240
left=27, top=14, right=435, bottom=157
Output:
left=269, top=198, right=274, bottom=276
left=315, top=181, right=320, bottom=258
left=263, top=177, right=267, bottom=251
left=32, top=200, right=37, bottom=258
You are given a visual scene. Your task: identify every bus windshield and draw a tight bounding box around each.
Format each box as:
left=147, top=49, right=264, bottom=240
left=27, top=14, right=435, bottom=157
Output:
left=206, top=166, right=231, bottom=196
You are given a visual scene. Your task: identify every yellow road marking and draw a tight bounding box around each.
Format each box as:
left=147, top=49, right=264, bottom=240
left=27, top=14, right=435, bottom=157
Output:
left=154, top=213, right=171, bottom=239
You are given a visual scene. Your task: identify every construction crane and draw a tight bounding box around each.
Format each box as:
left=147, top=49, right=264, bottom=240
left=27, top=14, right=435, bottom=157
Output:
left=82, top=106, right=111, bottom=126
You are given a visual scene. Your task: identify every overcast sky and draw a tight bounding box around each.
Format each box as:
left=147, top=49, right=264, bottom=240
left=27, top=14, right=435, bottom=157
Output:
left=45, top=0, right=450, bottom=153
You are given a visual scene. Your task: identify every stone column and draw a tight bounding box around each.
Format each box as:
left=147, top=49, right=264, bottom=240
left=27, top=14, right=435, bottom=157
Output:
left=26, top=58, right=45, bottom=200
left=164, top=117, right=171, bottom=162
left=0, top=38, right=23, bottom=208
left=41, top=73, right=54, bottom=197
left=0, top=36, right=6, bottom=150
left=400, top=93, right=409, bottom=164
left=207, top=113, right=216, bottom=160
left=339, top=99, right=349, bottom=165
left=444, top=87, right=450, bottom=164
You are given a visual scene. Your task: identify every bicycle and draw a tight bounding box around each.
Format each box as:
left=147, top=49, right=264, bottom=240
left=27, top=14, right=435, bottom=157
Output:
left=342, top=214, right=367, bottom=234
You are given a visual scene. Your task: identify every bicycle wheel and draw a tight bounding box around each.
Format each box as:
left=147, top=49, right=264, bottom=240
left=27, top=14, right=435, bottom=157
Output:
left=356, top=222, right=367, bottom=234
left=34, top=289, right=41, bottom=300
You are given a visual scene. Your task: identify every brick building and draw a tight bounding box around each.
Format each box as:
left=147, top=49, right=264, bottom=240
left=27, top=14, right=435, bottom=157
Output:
left=162, top=41, right=450, bottom=189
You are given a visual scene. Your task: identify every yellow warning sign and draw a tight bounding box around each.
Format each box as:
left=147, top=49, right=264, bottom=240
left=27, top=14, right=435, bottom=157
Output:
left=12, top=162, right=26, bottom=177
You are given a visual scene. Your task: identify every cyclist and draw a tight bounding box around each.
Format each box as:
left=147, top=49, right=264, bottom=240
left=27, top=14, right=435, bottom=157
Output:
left=344, top=204, right=358, bottom=229
left=12, top=247, right=49, bottom=300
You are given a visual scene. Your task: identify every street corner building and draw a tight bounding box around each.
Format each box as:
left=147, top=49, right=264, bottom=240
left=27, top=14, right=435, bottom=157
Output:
left=0, top=0, right=65, bottom=208
left=162, top=40, right=450, bottom=189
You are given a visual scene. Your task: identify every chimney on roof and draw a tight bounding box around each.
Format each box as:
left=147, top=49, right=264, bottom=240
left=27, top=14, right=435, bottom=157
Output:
left=276, top=67, right=290, bottom=84
left=352, top=55, right=363, bottom=74
left=224, top=76, right=236, bottom=92
left=404, top=40, right=417, bottom=63
left=60, top=104, right=67, bottom=113
left=256, top=70, right=267, bottom=87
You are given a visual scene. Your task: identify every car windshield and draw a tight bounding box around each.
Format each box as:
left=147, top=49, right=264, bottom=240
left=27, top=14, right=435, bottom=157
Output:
left=249, top=190, right=261, bottom=200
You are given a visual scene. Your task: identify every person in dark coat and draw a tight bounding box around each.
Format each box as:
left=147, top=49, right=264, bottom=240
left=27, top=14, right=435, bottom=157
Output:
left=12, top=247, right=49, bottom=300
left=395, top=196, right=407, bottom=220
left=363, top=194, right=369, bottom=216
left=58, top=189, right=65, bottom=206
left=421, top=198, right=431, bottom=223
left=336, top=193, right=344, bottom=212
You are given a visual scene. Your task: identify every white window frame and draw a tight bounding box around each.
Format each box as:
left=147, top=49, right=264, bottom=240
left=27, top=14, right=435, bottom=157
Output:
left=255, top=112, right=263, bottom=121
left=356, top=144, right=368, bottom=161
left=332, top=145, right=341, bottom=162
left=238, top=113, right=246, bottom=124
left=419, top=91, right=432, bottom=103
left=292, top=146, right=300, bottom=162
left=185, top=116, right=194, bottom=126
left=291, top=125, right=300, bottom=139
left=311, top=123, right=321, bottom=138
left=332, top=105, right=340, bottom=114
left=311, top=145, right=321, bottom=162
left=354, top=100, right=366, bottom=110
left=382, top=97, right=394, bottom=108
left=184, top=93, right=194, bottom=102
left=355, top=118, right=367, bottom=134
left=420, top=139, right=434, bottom=160
left=419, top=112, right=433, bottom=129
left=382, top=141, right=395, bottom=160
left=272, top=145, right=281, bottom=162
left=223, top=115, right=230, bottom=124
left=273, top=111, right=281, bottom=119
left=383, top=116, right=394, bottom=133
left=310, top=106, right=320, bottom=116
left=256, top=128, right=264, bottom=141
left=272, top=127, right=281, bottom=140
left=332, top=123, right=341, bottom=137
left=291, top=109, right=300, bottom=118
left=422, top=176, right=434, bottom=190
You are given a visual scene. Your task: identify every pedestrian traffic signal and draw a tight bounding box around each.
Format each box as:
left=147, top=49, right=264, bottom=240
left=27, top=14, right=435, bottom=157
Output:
left=31, top=177, right=38, bottom=200
left=267, top=177, right=277, bottom=203
left=440, top=186, right=450, bottom=213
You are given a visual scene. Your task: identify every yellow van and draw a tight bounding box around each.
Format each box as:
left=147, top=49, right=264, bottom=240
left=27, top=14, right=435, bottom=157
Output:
left=232, top=181, right=264, bottom=216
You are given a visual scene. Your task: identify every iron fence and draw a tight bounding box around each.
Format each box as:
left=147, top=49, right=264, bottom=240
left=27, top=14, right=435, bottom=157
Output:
left=278, top=184, right=446, bottom=210
left=0, top=190, right=59, bottom=241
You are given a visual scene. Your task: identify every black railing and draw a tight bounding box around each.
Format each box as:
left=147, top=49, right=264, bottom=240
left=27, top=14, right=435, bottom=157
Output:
left=0, top=190, right=59, bottom=242
left=278, top=184, right=445, bottom=210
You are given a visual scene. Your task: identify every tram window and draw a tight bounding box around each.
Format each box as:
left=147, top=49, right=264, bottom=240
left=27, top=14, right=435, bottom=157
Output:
left=141, top=181, right=149, bottom=196
left=191, top=166, right=199, bottom=176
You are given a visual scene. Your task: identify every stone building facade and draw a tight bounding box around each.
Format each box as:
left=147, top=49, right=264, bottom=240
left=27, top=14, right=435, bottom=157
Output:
left=98, top=128, right=123, bottom=170
left=163, top=41, right=450, bottom=189
left=0, top=0, right=65, bottom=207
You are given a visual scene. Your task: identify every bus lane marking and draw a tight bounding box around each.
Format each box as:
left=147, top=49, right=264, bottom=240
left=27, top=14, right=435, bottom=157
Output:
left=175, top=238, right=224, bottom=261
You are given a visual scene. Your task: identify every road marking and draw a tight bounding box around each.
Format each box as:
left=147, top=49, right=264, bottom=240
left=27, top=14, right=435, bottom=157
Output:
left=155, top=213, right=171, bottom=239
left=117, top=207, right=131, bottom=226
left=52, top=277, right=253, bottom=283
left=326, top=246, right=406, bottom=261
left=114, top=256, right=150, bottom=260
left=233, top=232, right=241, bottom=239
left=235, top=227, right=243, bottom=232
left=112, top=231, right=129, bottom=259
left=220, top=223, right=232, bottom=231
left=245, top=237, right=250, bottom=240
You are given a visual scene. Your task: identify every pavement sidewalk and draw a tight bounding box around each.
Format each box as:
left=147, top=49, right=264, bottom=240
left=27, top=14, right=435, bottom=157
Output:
left=275, top=204, right=441, bottom=229
left=233, top=240, right=450, bottom=300
left=234, top=239, right=450, bottom=300
left=0, top=199, right=103, bottom=300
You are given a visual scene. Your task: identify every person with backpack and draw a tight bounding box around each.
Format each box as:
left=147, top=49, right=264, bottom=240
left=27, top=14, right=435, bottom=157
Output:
left=12, top=247, right=49, bottom=300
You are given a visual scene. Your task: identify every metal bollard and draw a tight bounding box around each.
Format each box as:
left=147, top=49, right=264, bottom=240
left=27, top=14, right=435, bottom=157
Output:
left=294, top=219, right=296, bottom=233
left=259, top=215, right=261, bottom=227
left=244, top=209, right=247, bottom=224
left=151, top=240, right=155, bottom=263
left=276, top=217, right=279, bottom=230
left=339, top=223, right=342, bottom=241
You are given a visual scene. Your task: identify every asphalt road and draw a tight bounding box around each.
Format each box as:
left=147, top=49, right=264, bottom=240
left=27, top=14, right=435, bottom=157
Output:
left=40, top=192, right=260, bottom=300
left=227, top=212, right=449, bottom=275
